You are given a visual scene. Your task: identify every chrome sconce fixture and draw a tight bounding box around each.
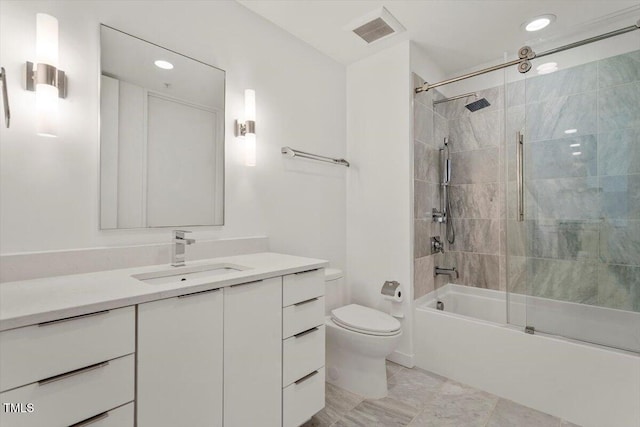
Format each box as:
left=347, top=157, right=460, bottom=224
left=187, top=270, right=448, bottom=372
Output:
left=26, top=13, right=67, bottom=137
left=235, top=89, right=256, bottom=166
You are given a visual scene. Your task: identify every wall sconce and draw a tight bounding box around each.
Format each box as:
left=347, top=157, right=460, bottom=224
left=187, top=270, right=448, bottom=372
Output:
left=26, top=13, right=67, bottom=137
left=235, top=89, right=256, bottom=167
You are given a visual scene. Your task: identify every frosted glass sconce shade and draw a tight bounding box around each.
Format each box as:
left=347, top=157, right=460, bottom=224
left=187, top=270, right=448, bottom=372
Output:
left=36, top=13, right=58, bottom=67
left=26, top=13, right=68, bottom=137
left=245, top=133, right=256, bottom=167
left=244, top=89, right=255, bottom=121
left=235, top=89, right=257, bottom=166
left=35, top=84, right=58, bottom=137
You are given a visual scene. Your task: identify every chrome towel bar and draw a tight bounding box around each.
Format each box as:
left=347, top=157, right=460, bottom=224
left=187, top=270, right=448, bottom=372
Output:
left=281, top=146, right=350, bottom=167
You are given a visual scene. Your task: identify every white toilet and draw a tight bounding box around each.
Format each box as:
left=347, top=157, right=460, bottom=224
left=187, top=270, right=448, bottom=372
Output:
left=324, top=269, right=402, bottom=399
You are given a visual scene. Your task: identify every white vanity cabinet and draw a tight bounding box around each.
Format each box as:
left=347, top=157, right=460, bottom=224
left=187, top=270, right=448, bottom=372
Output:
left=282, top=269, right=326, bottom=427
left=224, top=277, right=283, bottom=427
left=137, top=287, right=224, bottom=427
left=137, top=271, right=325, bottom=427
left=0, top=254, right=328, bottom=427
left=0, top=307, right=135, bottom=427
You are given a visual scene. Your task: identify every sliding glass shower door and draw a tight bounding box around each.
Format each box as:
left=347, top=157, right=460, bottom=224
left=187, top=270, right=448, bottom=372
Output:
left=506, top=32, right=640, bottom=352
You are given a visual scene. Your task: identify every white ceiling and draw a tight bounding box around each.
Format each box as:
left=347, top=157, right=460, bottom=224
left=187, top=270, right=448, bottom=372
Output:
left=238, top=1, right=640, bottom=76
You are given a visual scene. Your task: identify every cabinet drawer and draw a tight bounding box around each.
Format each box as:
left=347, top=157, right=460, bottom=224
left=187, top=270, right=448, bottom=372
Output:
left=69, top=402, right=134, bottom=427
left=283, top=367, right=325, bottom=427
left=0, top=354, right=134, bottom=427
left=283, top=325, right=325, bottom=387
left=0, top=306, right=135, bottom=392
left=283, top=296, right=324, bottom=339
left=283, top=269, right=324, bottom=307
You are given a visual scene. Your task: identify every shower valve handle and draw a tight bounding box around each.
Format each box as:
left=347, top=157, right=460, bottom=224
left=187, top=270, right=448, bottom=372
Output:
left=431, top=236, right=444, bottom=254
left=432, top=208, right=446, bottom=223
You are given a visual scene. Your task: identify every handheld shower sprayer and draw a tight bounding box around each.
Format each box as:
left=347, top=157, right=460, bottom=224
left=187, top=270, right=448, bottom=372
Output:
left=432, top=138, right=456, bottom=244
left=444, top=138, right=451, bottom=185
left=443, top=139, right=455, bottom=244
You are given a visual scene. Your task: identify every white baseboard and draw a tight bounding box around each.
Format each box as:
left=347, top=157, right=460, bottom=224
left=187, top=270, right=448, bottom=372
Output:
left=387, top=350, right=414, bottom=368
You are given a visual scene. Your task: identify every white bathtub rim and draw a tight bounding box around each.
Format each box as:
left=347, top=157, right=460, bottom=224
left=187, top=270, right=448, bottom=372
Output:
left=415, top=283, right=640, bottom=357
left=418, top=283, right=640, bottom=318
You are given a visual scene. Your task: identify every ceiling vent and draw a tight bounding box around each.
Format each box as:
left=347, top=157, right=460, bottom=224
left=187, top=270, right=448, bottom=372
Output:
left=347, top=7, right=406, bottom=44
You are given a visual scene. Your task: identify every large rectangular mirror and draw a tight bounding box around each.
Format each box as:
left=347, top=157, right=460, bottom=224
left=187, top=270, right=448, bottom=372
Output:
left=99, top=25, right=225, bottom=229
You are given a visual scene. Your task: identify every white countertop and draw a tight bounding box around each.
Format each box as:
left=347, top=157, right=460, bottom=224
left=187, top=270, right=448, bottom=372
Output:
left=0, top=252, right=328, bottom=331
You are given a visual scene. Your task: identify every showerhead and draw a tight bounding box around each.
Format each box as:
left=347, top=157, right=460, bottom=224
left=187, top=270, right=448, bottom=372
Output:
left=465, top=98, right=491, bottom=112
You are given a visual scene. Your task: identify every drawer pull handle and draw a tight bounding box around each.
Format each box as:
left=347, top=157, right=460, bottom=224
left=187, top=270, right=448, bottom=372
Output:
left=39, top=361, right=109, bottom=386
left=295, top=370, right=319, bottom=385
left=230, top=279, right=263, bottom=288
left=294, top=326, right=318, bottom=338
left=294, top=297, right=319, bottom=306
left=294, top=269, right=319, bottom=275
left=69, top=411, right=109, bottom=427
left=38, top=310, right=110, bottom=327
left=178, top=287, right=221, bottom=298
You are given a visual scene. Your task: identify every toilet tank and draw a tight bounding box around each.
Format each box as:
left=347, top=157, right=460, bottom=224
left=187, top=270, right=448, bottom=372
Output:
left=324, top=268, right=345, bottom=315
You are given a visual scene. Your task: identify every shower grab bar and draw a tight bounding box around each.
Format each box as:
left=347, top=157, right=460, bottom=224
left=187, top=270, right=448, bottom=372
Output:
left=0, top=67, right=10, bottom=128
left=516, top=131, right=524, bottom=222
left=281, top=146, right=350, bottom=167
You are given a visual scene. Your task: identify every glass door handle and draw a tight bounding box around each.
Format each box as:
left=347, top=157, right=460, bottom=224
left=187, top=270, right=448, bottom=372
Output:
left=516, top=132, right=524, bottom=222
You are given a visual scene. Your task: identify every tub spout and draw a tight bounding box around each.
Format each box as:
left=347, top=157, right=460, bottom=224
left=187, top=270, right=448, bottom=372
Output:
left=434, top=266, right=458, bottom=279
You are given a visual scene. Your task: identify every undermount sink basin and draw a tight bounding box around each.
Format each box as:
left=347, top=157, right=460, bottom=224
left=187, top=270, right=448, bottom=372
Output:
left=132, top=263, right=249, bottom=285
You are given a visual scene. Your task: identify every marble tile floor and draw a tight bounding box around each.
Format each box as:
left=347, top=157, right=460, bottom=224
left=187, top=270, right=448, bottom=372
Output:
left=303, top=361, right=580, bottom=427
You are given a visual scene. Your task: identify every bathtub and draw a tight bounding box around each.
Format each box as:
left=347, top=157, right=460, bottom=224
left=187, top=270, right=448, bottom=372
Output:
left=414, top=284, right=640, bottom=427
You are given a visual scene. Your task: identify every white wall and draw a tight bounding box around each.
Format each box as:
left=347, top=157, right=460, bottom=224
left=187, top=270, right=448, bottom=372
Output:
left=410, top=43, right=448, bottom=96
left=0, top=1, right=346, bottom=271
left=346, top=41, right=413, bottom=364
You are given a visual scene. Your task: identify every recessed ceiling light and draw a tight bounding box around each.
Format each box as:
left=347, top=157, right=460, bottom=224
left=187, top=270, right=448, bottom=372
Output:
left=154, top=60, right=174, bottom=70
left=572, top=151, right=582, bottom=156
left=536, top=62, right=558, bottom=75
left=564, top=129, right=578, bottom=134
left=523, top=14, right=556, bottom=32
left=570, top=143, right=581, bottom=147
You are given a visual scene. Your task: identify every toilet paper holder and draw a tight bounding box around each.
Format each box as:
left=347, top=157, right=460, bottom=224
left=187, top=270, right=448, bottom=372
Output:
left=381, top=281, right=402, bottom=300
left=381, top=280, right=404, bottom=319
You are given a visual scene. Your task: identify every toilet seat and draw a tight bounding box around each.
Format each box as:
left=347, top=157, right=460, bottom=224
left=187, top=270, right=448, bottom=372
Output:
left=331, top=304, right=401, bottom=336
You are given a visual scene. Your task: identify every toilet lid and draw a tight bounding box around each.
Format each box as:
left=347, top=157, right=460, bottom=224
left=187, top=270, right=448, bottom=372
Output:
left=331, top=304, right=401, bottom=336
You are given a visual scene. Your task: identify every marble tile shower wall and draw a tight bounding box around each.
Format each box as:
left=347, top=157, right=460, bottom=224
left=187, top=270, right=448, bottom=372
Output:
left=413, top=73, right=449, bottom=299
left=413, top=51, right=640, bottom=312
left=432, top=84, right=505, bottom=292
left=414, top=51, right=640, bottom=311
left=508, top=50, right=640, bottom=312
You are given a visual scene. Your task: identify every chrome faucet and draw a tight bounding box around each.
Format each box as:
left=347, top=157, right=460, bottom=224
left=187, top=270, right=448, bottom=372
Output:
left=172, top=230, right=195, bottom=267
left=434, top=266, right=459, bottom=279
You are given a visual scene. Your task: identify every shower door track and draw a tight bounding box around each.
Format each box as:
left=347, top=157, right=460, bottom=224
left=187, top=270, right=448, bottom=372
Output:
left=415, top=19, right=640, bottom=93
